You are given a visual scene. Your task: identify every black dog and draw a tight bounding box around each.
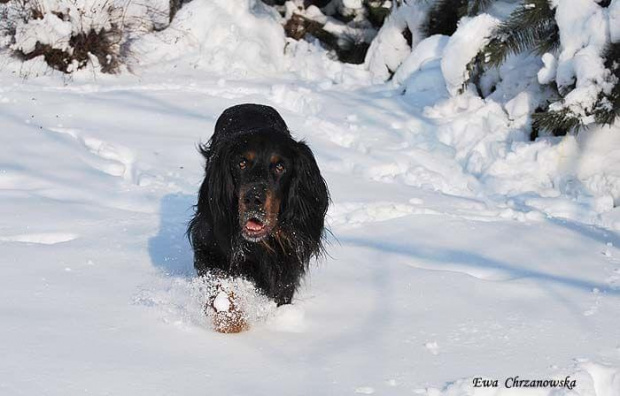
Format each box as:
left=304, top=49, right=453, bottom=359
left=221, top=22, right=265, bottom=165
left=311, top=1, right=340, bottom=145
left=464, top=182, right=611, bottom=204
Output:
left=189, top=104, right=329, bottom=308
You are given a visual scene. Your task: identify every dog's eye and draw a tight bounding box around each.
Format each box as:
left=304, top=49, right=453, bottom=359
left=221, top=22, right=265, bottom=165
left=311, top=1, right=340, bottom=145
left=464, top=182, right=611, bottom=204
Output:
left=239, top=159, right=248, bottom=170
left=274, top=162, right=285, bottom=174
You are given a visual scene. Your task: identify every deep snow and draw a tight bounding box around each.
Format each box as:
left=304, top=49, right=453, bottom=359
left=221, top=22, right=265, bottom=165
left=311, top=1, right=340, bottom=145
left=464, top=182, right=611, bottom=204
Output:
left=1, top=0, right=620, bottom=395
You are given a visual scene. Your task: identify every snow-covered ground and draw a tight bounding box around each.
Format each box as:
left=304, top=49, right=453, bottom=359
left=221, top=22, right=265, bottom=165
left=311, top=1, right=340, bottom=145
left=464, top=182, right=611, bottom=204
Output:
left=2, top=1, right=620, bottom=394
left=1, top=67, right=619, bottom=395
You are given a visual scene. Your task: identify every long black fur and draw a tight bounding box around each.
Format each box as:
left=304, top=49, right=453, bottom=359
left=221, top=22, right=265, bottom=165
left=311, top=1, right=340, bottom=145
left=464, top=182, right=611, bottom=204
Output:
left=188, top=104, right=329, bottom=305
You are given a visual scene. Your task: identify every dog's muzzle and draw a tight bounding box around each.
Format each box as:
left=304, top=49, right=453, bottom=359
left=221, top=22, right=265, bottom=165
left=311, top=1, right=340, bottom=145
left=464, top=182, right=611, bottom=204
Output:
left=239, top=185, right=273, bottom=242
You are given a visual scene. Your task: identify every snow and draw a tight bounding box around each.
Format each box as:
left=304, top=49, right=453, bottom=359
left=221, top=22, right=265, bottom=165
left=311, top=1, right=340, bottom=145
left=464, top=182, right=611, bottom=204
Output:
left=538, top=52, right=558, bottom=85
left=13, top=13, right=73, bottom=54
left=2, top=68, right=619, bottom=394
left=441, top=14, right=500, bottom=96
left=343, top=0, right=364, bottom=10
left=213, top=292, right=231, bottom=312
left=392, top=34, right=449, bottom=86
left=611, top=0, right=620, bottom=44
left=1, top=1, right=620, bottom=395
left=575, top=124, right=620, bottom=208
left=266, top=304, right=306, bottom=333
left=550, top=0, right=615, bottom=122
left=364, top=1, right=428, bottom=81
left=9, top=0, right=125, bottom=55
left=130, top=0, right=286, bottom=76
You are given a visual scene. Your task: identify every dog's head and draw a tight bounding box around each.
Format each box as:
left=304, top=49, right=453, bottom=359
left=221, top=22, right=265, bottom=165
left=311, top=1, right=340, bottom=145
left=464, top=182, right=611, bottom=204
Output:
left=195, top=105, right=328, bottom=251
left=232, top=129, right=295, bottom=242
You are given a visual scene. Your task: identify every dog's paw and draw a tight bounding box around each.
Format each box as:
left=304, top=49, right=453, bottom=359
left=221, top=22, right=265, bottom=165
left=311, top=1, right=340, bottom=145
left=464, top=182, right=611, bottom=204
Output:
left=207, top=290, right=249, bottom=334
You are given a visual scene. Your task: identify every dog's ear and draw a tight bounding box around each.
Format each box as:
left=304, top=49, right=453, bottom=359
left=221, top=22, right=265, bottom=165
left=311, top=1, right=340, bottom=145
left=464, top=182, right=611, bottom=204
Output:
left=205, top=141, right=236, bottom=228
left=189, top=141, right=236, bottom=250
left=283, top=141, right=329, bottom=242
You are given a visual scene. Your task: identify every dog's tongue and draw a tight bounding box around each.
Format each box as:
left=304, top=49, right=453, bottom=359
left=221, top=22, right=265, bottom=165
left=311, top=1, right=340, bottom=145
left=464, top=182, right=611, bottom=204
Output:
left=245, top=219, right=264, bottom=231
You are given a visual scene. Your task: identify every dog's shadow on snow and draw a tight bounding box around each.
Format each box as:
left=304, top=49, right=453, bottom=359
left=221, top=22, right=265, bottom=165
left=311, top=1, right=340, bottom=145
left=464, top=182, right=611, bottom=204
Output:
left=148, top=193, right=196, bottom=278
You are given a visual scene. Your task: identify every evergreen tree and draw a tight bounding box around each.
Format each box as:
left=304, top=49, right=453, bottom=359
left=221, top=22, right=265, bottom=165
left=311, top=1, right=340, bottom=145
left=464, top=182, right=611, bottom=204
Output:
left=532, top=42, right=620, bottom=135
left=465, top=0, right=558, bottom=93
left=462, top=0, right=618, bottom=136
left=594, top=42, right=620, bottom=125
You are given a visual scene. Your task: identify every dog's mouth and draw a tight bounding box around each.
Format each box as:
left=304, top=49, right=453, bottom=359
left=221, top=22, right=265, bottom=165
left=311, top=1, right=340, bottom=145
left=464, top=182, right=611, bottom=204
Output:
left=241, top=214, right=272, bottom=242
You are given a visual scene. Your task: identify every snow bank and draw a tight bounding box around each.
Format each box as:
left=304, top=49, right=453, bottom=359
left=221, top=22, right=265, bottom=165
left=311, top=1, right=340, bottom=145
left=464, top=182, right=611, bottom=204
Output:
left=373, top=1, right=620, bottom=224
left=420, top=74, right=620, bottom=226
left=130, top=0, right=286, bottom=76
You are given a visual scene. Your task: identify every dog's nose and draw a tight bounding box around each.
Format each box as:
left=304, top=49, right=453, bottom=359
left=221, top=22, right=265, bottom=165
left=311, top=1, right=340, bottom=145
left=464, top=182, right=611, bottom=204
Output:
left=243, top=186, right=266, bottom=208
